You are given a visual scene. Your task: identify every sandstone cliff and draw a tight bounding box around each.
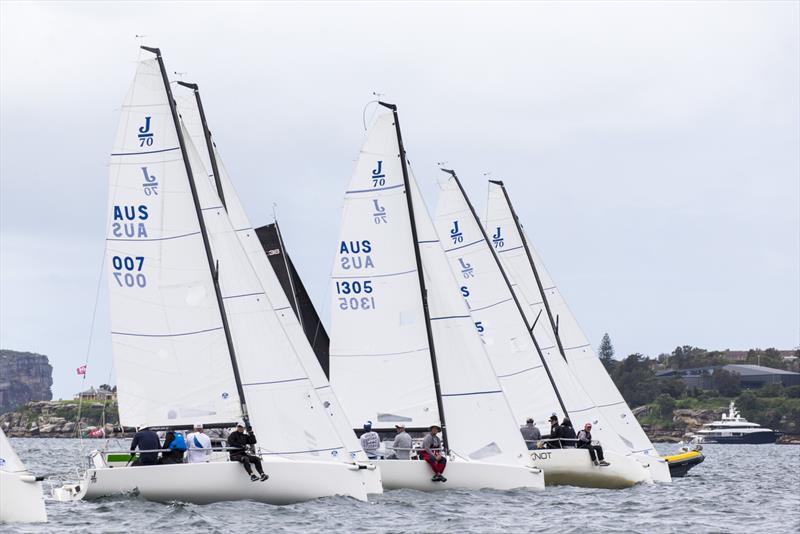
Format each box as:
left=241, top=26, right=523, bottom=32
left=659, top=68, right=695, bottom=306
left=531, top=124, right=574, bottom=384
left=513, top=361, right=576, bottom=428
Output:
left=0, top=350, right=53, bottom=413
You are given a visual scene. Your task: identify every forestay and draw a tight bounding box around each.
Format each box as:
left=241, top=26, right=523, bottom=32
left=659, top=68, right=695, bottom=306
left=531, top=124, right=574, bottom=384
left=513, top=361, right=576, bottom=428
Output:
left=177, top=93, right=367, bottom=462
left=329, top=112, right=439, bottom=430
left=180, top=123, right=350, bottom=460
left=106, top=59, right=241, bottom=429
left=485, top=181, right=658, bottom=456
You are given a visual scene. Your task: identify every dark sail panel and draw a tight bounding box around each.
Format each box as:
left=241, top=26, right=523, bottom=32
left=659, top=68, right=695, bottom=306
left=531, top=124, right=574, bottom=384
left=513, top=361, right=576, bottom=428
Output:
left=255, top=223, right=331, bottom=377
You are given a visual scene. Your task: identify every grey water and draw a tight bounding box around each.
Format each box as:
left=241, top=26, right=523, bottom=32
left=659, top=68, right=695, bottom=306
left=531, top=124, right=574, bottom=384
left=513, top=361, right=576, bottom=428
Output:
left=3, top=439, right=799, bottom=534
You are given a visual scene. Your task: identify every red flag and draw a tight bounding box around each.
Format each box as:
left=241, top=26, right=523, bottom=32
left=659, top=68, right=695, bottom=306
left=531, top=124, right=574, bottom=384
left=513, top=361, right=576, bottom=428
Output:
left=76, top=364, right=87, bottom=376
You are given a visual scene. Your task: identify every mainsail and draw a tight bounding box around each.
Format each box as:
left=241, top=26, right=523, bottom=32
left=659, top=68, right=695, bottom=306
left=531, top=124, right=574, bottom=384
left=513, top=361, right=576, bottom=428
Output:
left=176, top=87, right=365, bottom=461
left=485, top=181, right=658, bottom=456
left=106, top=58, right=241, bottom=429
left=330, top=108, right=532, bottom=466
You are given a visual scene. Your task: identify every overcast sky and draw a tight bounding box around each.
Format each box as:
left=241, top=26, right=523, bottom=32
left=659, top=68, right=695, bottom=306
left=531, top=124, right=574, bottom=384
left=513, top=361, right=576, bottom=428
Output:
left=1, top=1, right=798, bottom=399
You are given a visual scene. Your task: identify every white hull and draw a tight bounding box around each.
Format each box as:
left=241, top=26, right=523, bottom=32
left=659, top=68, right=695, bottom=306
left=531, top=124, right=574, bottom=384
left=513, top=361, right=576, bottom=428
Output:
left=359, top=462, right=384, bottom=494
left=57, top=457, right=369, bottom=505
left=529, top=448, right=651, bottom=489
left=0, top=471, right=48, bottom=523
left=375, top=459, right=544, bottom=491
left=633, top=453, right=672, bottom=483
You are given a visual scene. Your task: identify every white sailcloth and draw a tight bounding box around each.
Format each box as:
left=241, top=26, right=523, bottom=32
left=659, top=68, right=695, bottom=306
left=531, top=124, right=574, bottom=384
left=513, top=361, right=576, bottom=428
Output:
left=331, top=110, right=532, bottom=467
left=180, top=124, right=351, bottom=460
left=329, top=112, right=438, bottom=429
left=409, top=171, right=533, bottom=466
left=434, top=176, right=629, bottom=454
left=485, top=181, right=658, bottom=456
left=106, top=59, right=241, bottom=429
left=177, top=93, right=368, bottom=462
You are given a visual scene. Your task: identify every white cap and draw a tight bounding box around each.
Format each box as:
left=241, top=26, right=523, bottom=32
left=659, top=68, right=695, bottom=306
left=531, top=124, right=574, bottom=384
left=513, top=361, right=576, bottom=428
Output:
left=193, top=423, right=203, bottom=429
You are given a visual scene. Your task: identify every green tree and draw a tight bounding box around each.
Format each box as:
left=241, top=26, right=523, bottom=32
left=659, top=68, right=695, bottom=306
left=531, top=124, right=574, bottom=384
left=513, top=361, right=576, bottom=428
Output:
left=611, top=353, right=660, bottom=407
left=737, top=389, right=758, bottom=411
left=713, top=368, right=741, bottom=397
left=654, top=394, right=676, bottom=418
left=598, top=333, right=615, bottom=371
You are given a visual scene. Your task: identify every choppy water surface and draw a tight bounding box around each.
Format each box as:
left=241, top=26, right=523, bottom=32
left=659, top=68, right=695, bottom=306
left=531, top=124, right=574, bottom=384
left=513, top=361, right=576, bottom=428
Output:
left=3, top=439, right=799, bottom=533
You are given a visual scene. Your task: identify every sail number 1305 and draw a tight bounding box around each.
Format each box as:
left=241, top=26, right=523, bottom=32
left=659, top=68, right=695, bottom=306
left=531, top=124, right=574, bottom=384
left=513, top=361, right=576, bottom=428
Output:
left=336, top=280, right=375, bottom=310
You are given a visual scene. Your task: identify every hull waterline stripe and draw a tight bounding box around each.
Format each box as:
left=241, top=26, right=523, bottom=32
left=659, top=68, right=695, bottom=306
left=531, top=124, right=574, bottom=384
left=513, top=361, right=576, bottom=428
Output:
left=469, top=297, right=513, bottom=313
left=346, top=183, right=404, bottom=194
left=111, top=146, right=180, bottom=157
left=243, top=377, right=309, bottom=387
left=497, top=365, right=543, bottom=379
left=107, top=230, right=200, bottom=243
left=332, top=268, right=416, bottom=280
left=111, top=326, right=223, bottom=338
left=497, top=245, right=524, bottom=254
left=223, top=291, right=266, bottom=300
left=444, top=238, right=483, bottom=253
left=441, top=389, right=503, bottom=398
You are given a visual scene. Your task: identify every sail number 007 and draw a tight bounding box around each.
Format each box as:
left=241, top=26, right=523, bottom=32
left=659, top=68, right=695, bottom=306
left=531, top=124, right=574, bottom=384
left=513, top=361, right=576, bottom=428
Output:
left=336, top=280, right=375, bottom=310
left=111, top=255, right=147, bottom=288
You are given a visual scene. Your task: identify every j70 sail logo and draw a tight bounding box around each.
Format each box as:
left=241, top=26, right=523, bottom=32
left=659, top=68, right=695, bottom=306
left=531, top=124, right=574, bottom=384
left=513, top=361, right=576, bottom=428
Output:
left=492, top=227, right=504, bottom=249
left=371, top=161, right=385, bottom=187
left=450, top=220, right=463, bottom=244
left=458, top=257, right=474, bottom=278
left=141, top=166, right=158, bottom=196
left=138, top=116, right=154, bottom=147
left=372, top=199, right=387, bottom=224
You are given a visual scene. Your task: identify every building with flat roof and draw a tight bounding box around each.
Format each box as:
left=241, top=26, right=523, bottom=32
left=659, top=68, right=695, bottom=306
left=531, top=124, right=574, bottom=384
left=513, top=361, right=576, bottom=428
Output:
left=656, top=364, right=800, bottom=390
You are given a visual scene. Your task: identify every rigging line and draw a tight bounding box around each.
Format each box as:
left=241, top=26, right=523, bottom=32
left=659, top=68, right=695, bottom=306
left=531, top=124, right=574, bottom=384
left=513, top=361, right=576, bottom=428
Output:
left=361, top=99, right=381, bottom=131
left=75, top=243, right=107, bottom=442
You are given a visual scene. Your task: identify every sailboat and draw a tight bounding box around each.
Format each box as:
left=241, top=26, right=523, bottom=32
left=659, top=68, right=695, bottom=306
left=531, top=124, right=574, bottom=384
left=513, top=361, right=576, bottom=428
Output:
left=174, top=81, right=381, bottom=494
left=433, top=171, right=652, bottom=488
left=0, top=428, right=47, bottom=523
left=329, top=104, right=544, bottom=492
left=54, top=47, right=371, bottom=505
left=484, top=180, right=671, bottom=483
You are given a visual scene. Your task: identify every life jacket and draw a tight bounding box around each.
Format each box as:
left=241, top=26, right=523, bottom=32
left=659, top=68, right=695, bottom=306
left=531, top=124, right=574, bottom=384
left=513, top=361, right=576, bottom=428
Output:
left=170, top=432, right=187, bottom=451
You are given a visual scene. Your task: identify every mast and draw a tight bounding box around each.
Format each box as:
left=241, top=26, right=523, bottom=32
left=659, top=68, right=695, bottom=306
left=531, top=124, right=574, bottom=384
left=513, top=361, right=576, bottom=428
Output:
left=273, top=210, right=305, bottom=333
left=442, top=168, right=569, bottom=418
left=141, top=46, right=249, bottom=427
left=379, top=101, right=449, bottom=451
left=491, top=180, right=568, bottom=362
left=176, top=81, right=226, bottom=209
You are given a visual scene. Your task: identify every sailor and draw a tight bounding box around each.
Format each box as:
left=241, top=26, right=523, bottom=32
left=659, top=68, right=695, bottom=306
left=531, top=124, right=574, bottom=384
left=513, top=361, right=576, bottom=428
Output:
left=130, top=426, right=160, bottom=466
left=520, top=418, right=541, bottom=450
left=419, top=424, right=447, bottom=482
left=186, top=423, right=213, bottom=463
left=160, top=430, right=186, bottom=464
left=559, top=417, right=577, bottom=448
left=388, top=423, right=412, bottom=460
left=227, top=423, right=269, bottom=482
left=577, top=423, right=610, bottom=466
left=543, top=414, right=562, bottom=449
left=360, top=421, right=380, bottom=459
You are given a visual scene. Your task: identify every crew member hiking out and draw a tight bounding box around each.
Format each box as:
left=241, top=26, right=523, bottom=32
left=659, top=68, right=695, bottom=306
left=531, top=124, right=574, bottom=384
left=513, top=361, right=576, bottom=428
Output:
left=228, top=423, right=269, bottom=481
left=419, top=424, right=447, bottom=482
left=577, top=423, right=610, bottom=466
